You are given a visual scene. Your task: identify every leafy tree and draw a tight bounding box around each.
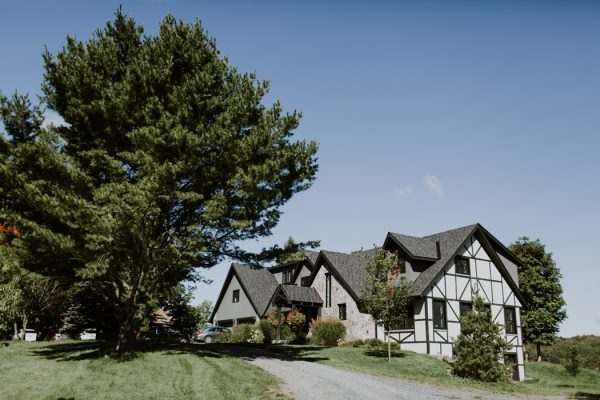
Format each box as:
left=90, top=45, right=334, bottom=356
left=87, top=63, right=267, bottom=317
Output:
left=452, top=294, right=512, bottom=382
left=563, top=347, right=580, bottom=389
left=509, top=237, right=567, bottom=361
left=362, top=248, right=413, bottom=362
left=191, top=300, right=213, bottom=327
left=1, top=10, right=318, bottom=351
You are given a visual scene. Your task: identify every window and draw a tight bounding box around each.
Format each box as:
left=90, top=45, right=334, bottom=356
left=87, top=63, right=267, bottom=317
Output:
left=455, top=256, right=470, bottom=275
left=391, top=305, right=414, bottom=330
left=232, top=289, right=240, bottom=303
left=338, top=304, right=347, bottom=320
left=300, top=276, right=310, bottom=287
left=459, top=302, right=472, bottom=319
left=282, top=269, right=293, bottom=284
left=433, top=300, right=447, bottom=329
left=398, top=256, right=406, bottom=274
left=504, top=307, right=517, bottom=334
left=325, top=273, right=332, bottom=307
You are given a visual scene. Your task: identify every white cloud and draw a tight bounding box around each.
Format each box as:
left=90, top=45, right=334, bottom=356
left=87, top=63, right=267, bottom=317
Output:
left=393, top=186, right=414, bottom=199
left=41, top=110, right=68, bottom=128
left=424, top=175, right=443, bottom=196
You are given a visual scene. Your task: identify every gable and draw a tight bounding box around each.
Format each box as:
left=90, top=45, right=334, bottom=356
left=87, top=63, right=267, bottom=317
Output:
left=426, top=232, right=524, bottom=307
left=211, top=274, right=259, bottom=323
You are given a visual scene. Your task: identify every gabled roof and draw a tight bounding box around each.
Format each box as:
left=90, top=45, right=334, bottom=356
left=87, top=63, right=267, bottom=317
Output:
left=308, top=248, right=380, bottom=302
left=272, top=284, right=323, bottom=305
left=408, top=224, right=479, bottom=295
left=308, top=224, right=525, bottom=306
left=210, top=263, right=278, bottom=322
left=388, top=233, right=439, bottom=260
left=388, top=223, right=526, bottom=306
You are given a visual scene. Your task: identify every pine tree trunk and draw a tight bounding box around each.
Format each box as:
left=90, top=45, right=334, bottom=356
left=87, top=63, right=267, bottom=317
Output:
left=536, top=343, right=542, bottom=362
left=13, top=321, right=18, bottom=340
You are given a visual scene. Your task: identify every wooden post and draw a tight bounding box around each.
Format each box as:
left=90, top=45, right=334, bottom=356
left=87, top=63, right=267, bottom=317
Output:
left=277, top=305, right=281, bottom=342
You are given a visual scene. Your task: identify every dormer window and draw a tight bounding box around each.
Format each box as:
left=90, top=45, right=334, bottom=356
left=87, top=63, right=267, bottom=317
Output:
left=282, top=269, right=293, bottom=284
left=455, top=256, right=470, bottom=275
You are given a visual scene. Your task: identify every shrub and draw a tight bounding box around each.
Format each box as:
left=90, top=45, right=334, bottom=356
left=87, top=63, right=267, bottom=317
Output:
left=310, top=318, right=346, bottom=346
left=291, top=331, right=307, bottom=345
left=351, top=339, right=365, bottom=348
left=266, top=310, right=285, bottom=327
left=258, top=319, right=272, bottom=344
left=286, top=309, right=307, bottom=332
left=228, top=324, right=254, bottom=343
left=248, top=329, right=265, bottom=344
left=365, top=338, right=383, bottom=348
left=452, top=295, right=511, bottom=382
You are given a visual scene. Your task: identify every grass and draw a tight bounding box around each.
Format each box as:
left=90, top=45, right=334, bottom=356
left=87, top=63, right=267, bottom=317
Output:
left=0, top=340, right=289, bottom=400
left=260, top=344, right=600, bottom=398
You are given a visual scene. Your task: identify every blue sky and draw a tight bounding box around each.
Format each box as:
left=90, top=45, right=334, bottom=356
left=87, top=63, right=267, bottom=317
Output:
left=1, top=1, right=598, bottom=337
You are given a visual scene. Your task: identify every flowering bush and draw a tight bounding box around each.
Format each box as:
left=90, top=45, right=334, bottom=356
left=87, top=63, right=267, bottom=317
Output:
left=266, top=310, right=285, bottom=327
left=248, top=329, right=265, bottom=344
left=286, top=309, right=306, bottom=332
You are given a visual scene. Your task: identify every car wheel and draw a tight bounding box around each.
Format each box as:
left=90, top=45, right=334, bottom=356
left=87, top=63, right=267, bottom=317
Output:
left=204, top=336, right=213, bottom=344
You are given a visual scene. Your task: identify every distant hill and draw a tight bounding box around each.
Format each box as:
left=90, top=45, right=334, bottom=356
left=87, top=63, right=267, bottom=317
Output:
left=526, top=335, right=600, bottom=371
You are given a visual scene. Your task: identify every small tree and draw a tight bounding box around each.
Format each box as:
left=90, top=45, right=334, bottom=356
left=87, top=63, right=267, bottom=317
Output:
left=564, top=347, right=580, bottom=389
left=509, top=237, right=567, bottom=361
left=192, top=300, right=213, bottom=327
left=452, top=294, right=512, bottom=382
left=362, top=248, right=413, bottom=362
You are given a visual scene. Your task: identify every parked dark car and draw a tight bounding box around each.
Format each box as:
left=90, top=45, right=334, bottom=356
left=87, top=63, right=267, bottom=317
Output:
left=143, top=326, right=188, bottom=343
left=194, top=326, right=230, bottom=343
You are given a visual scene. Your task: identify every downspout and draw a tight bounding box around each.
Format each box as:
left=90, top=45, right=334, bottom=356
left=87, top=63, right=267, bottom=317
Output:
left=424, top=295, right=430, bottom=354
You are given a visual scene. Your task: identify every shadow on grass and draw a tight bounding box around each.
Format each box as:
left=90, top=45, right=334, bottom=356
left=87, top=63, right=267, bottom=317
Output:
left=363, top=349, right=407, bottom=358
left=206, top=343, right=329, bottom=363
left=572, top=392, right=600, bottom=399
left=33, top=340, right=225, bottom=362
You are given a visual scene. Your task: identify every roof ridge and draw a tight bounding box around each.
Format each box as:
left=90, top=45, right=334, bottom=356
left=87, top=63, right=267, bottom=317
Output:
left=422, top=223, right=479, bottom=239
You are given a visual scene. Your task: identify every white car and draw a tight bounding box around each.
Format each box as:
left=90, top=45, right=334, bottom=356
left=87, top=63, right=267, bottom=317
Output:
left=80, top=328, right=97, bottom=340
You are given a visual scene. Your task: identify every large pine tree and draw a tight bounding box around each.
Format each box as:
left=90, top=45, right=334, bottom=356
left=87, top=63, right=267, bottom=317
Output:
left=1, top=10, right=318, bottom=351
left=509, top=237, right=567, bottom=361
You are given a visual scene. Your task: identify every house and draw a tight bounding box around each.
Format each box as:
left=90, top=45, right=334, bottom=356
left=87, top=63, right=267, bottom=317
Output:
left=210, top=223, right=525, bottom=380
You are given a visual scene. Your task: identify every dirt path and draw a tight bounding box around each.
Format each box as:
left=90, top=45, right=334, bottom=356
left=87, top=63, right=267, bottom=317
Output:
left=210, top=345, right=562, bottom=400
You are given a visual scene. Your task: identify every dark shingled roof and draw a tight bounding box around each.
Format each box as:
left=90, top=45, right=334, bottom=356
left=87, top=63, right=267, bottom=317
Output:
left=305, top=251, right=319, bottom=266
left=279, top=285, right=323, bottom=304
left=409, top=224, right=479, bottom=295
left=232, top=263, right=279, bottom=316
left=388, top=233, right=438, bottom=259
left=321, top=248, right=380, bottom=299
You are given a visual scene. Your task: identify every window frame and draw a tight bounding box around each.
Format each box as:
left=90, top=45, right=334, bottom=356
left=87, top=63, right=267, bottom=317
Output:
left=459, top=302, right=472, bottom=319
left=325, top=273, right=332, bottom=307
left=338, top=303, right=347, bottom=320
left=454, top=255, right=471, bottom=276
left=504, top=307, right=517, bottom=335
left=232, top=289, right=240, bottom=303
left=432, top=299, right=447, bottom=329
left=300, top=276, right=310, bottom=287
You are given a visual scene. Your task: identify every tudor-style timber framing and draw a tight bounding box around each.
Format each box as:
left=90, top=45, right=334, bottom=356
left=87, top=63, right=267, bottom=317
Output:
left=209, top=223, right=527, bottom=381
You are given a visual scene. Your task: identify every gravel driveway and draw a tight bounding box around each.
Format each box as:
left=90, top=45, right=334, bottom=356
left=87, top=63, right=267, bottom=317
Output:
left=211, top=345, right=562, bottom=400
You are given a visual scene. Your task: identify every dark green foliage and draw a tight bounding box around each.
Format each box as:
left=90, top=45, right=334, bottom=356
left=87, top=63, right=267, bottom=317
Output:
left=290, top=331, right=307, bottom=345
left=191, top=300, right=213, bottom=328
left=563, top=347, right=580, bottom=387
left=362, top=248, right=413, bottom=362
left=258, top=319, right=272, bottom=344
left=227, top=324, right=254, bottom=343
left=452, top=295, right=512, bottom=382
left=1, top=9, right=318, bottom=351
left=509, top=237, right=566, bottom=360
left=526, top=335, right=600, bottom=370
left=310, top=318, right=346, bottom=346
left=365, top=338, right=384, bottom=348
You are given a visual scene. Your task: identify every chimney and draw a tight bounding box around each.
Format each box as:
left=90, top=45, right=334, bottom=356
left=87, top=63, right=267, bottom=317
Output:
left=436, top=241, right=441, bottom=260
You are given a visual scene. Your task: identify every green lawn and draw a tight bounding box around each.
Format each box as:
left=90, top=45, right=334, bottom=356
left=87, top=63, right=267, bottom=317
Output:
left=264, top=345, right=600, bottom=398
left=0, top=340, right=288, bottom=400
